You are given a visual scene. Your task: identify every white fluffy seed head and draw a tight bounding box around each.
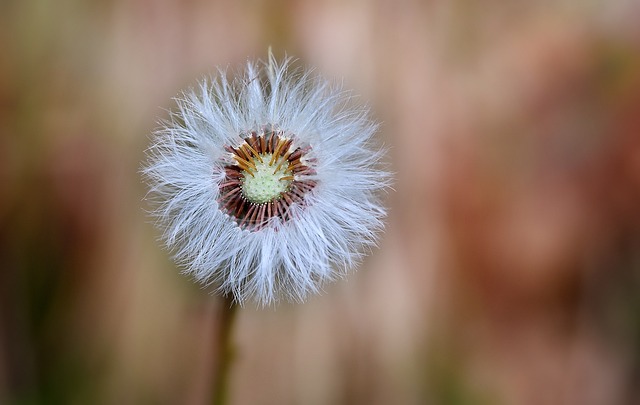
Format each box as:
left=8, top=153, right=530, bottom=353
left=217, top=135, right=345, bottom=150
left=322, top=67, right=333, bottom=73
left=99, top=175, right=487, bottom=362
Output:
left=142, top=52, right=391, bottom=306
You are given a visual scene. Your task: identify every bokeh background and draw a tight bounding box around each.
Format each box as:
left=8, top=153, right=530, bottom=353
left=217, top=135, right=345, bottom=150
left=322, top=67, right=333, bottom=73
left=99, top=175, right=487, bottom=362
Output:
left=2, top=0, right=640, bottom=404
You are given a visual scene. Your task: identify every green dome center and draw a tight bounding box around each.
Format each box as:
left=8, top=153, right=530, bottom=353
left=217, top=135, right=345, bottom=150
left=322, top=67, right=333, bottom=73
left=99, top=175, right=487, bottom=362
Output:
left=242, top=154, right=292, bottom=203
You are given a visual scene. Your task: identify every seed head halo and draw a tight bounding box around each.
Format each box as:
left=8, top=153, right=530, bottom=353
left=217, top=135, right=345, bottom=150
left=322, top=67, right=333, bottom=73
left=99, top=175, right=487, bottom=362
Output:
left=143, top=51, right=391, bottom=306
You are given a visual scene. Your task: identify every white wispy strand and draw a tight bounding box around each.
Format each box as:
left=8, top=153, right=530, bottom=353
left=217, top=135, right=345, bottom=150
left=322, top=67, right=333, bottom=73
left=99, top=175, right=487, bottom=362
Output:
left=143, top=53, right=391, bottom=306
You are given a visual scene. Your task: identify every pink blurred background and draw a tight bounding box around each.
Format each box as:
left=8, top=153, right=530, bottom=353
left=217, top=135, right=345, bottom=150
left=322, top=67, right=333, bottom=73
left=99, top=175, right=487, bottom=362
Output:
left=2, top=0, right=640, bottom=404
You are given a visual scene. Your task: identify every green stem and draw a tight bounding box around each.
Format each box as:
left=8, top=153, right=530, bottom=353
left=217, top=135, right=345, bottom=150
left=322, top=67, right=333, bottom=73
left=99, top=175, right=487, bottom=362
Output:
left=211, top=294, right=238, bottom=405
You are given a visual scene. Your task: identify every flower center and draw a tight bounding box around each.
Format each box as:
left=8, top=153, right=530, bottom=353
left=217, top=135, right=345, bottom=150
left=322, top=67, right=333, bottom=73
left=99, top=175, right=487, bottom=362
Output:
left=241, top=154, right=292, bottom=204
left=218, top=127, right=317, bottom=231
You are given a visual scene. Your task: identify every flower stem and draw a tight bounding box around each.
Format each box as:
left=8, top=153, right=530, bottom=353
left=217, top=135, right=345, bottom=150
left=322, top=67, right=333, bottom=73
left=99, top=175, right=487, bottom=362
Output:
left=211, top=294, right=238, bottom=405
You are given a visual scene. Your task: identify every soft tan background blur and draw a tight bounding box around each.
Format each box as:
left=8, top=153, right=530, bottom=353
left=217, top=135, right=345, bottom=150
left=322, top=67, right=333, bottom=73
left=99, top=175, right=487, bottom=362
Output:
left=2, top=1, right=640, bottom=404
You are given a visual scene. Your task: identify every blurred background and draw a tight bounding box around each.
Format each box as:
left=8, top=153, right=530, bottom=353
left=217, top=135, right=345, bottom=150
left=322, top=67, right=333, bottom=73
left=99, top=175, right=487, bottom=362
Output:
left=2, top=0, right=640, bottom=404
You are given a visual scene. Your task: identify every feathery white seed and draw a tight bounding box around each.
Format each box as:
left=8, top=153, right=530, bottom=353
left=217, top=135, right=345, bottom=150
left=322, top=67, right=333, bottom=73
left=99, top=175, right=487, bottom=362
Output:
left=143, top=53, right=391, bottom=306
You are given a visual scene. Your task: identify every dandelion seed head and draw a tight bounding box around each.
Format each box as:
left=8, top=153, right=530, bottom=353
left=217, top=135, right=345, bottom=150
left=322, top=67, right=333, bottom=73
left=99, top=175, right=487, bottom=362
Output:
left=143, top=52, right=391, bottom=306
